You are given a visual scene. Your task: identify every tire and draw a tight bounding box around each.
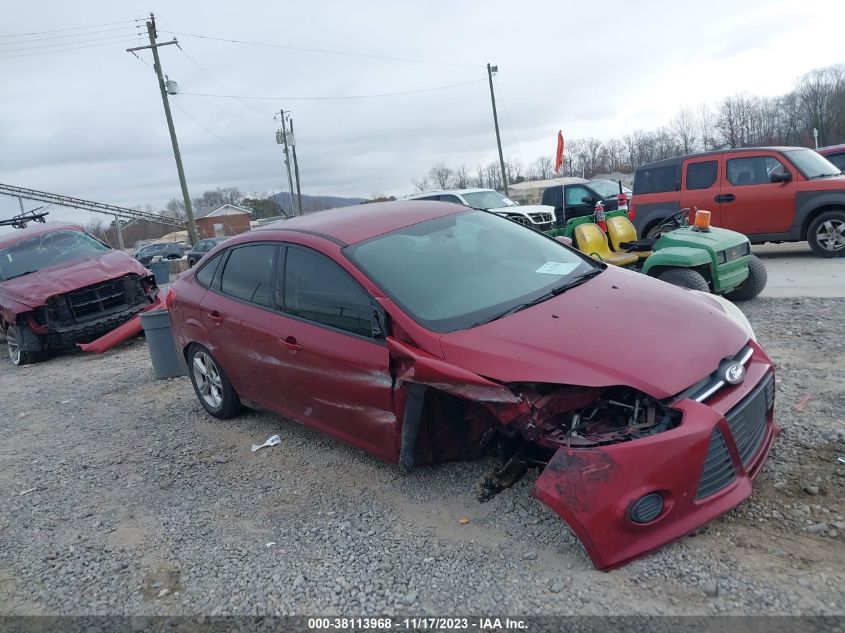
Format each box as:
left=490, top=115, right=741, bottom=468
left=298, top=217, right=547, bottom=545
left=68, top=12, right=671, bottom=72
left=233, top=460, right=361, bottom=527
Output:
left=807, top=210, right=845, bottom=257
left=645, top=221, right=666, bottom=239
left=187, top=343, right=242, bottom=418
left=725, top=255, right=768, bottom=301
left=6, top=324, right=47, bottom=366
left=656, top=267, right=710, bottom=292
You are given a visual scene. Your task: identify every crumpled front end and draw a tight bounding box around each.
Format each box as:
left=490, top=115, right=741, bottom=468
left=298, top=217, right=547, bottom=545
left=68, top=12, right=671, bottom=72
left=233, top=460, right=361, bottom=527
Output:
left=388, top=334, right=777, bottom=570
left=531, top=348, right=777, bottom=570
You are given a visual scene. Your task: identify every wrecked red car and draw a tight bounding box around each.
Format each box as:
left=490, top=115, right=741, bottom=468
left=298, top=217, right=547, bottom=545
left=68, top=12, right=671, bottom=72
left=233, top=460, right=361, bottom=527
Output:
left=0, top=222, right=159, bottom=365
left=168, top=201, right=777, bottom=569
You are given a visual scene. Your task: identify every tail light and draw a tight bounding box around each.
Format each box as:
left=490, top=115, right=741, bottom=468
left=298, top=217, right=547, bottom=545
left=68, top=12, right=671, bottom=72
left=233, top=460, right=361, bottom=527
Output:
left=165, top=287, right=177, bottom=308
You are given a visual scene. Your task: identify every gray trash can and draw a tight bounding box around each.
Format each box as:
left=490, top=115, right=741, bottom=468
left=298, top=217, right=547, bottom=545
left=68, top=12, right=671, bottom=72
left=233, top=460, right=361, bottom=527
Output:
left=150, top=260, right=171, bottom=285
left=140, top=309, right=186, bottom=379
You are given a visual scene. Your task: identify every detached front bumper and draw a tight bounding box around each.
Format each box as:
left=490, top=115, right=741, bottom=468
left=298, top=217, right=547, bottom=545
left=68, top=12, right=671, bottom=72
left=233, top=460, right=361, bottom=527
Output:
left=531, top=354, right=777, bottom=570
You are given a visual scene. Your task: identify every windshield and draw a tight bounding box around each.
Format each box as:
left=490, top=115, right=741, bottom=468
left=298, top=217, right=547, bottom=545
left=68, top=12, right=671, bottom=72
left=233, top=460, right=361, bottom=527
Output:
left=0, top=229, right=110, bottom=282
left=784, top=148, right=842, bottom=178
left=345, top=210, right=598, bottom=333
left=588, top=180, right=631, bottom=198
left=461, top=190, right=518, bottom=209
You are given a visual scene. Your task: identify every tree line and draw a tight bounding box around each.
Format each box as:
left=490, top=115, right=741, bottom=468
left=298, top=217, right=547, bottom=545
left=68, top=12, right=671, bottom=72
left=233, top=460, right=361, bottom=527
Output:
left=412, top=64, right=845, bottom=191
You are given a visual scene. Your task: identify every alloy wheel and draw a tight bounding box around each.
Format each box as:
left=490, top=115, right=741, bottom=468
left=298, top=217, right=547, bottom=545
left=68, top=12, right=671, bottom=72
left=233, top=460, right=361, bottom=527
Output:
left=816, top=219, right=845, bottom=252
left=7, top=326, right=20, bottom=365
left=193, top=351, right=223, bottom=408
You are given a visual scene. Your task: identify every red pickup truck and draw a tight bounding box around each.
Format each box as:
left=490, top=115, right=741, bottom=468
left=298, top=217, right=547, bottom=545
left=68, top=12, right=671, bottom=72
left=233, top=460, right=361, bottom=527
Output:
left=631, top=147, right=845, bottom=257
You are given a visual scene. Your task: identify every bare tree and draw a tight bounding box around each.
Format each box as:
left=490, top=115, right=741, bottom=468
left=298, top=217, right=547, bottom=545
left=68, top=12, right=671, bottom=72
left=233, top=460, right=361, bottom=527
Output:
left=505, top=157, right=524, bottom=184
left=527, top=156, right=554, bottom=180
left=484, top=161, right=502, bottom=190
left=604, top=138, right=627, bottom=172
left=411, top=177, right=430, bottom=192
left=697, top=103, right=717, bottom=150
left=429, top=163, right=453, bottom=189
left=450, top=164, right=470, bottom=188
left=796, top=64, right=845, bottom=146
left=671, top=106, right=697, bottom=154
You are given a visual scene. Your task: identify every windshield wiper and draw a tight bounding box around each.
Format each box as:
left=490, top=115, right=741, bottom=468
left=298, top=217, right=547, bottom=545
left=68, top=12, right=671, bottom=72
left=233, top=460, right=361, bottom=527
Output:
left=5, top=270, right=38, bottom=280
left=474, top=268, right=603, bottom=326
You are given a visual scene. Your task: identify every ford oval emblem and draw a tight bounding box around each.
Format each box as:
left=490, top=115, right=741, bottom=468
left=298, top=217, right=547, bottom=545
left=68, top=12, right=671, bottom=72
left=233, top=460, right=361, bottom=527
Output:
left=724, top=362, right=745, bottom=385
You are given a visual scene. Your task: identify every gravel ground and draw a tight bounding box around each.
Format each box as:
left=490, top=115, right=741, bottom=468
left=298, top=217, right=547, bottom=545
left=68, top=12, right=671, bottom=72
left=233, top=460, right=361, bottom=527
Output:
left=0, top=297, right=842, bottom=616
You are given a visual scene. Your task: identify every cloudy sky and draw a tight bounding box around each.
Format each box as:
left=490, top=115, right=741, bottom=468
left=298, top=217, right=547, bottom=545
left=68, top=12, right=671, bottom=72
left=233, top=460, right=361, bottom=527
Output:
left=0, top=0, right=842, bottom=227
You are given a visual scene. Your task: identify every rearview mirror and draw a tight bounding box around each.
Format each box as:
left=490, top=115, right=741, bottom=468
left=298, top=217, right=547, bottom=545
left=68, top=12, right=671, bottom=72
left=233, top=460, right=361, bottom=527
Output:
left=555, top=235, right=573, bottom=247
left=770, top=171, right=792, bottom=183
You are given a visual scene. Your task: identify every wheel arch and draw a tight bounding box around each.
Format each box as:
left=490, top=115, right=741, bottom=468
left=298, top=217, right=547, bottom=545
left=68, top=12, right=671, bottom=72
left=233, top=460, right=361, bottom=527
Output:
left=800, top=204, right=845, bottom=240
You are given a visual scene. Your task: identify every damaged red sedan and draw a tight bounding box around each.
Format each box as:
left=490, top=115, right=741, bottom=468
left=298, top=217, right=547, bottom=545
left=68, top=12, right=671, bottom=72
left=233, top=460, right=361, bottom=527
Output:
left=0, top=221, right=159, bottom=365
left=168, top=201, right=777, bottom=569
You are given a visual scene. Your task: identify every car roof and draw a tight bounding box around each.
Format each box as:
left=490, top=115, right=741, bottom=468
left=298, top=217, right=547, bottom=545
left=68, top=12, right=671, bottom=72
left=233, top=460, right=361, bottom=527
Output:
left=403, top=188, right=496, bottom=198
left=818, top=144, right=845, bottom=155
left=0, top=221, right=83, bottom=249
left=254, top=200, right=464, bottom=245
left=636, top=146, right=809, bottom=171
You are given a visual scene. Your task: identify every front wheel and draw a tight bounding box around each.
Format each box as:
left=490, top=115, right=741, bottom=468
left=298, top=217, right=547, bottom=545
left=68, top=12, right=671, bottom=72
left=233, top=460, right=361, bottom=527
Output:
left=187, top=344, right=242, bottom=419
left=725, top=255, right=767, bottom=301
left=655, top=268, right=710, bottom=292
left=6, top=324, right=47, bottom=366
left=807, top=211, right=845, bottom=257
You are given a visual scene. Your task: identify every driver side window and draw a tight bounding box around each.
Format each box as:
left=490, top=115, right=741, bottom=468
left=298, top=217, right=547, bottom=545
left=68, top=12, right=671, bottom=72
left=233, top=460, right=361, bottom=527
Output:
left=565, top=186, right=592, bottom=206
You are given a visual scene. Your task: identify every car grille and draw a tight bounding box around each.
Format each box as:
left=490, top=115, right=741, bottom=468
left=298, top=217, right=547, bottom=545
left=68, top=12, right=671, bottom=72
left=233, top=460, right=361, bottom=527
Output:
left=696, top=372, right=774, bottom=499
left=725, top=372, right=774, bottom=468
left=528, top=212, right=554, bottom=223
left=696, top=428, right=736, bottom=499
left=682, top=345, right=754, bottom=403
left=66, top=278, right=130, bottom=322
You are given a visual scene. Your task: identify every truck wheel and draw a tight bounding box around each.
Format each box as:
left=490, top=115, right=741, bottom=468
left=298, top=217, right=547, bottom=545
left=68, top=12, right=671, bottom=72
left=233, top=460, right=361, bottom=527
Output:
left=807, top=211, right=845, bottom=257
left=6, top=324, right=47, bottom=366
left=725, top=255, right=768, bottom=301
left=645, top=221, right=666, bottom=239
left=656, top=268, right=710, bottom=292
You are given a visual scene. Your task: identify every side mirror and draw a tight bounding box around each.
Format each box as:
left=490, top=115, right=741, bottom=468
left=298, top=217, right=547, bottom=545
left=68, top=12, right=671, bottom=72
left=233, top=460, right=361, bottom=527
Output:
left=371, top=302, right=388, bottom=339
left=770, top=171, right=792, bottom=183
left=581, top=195, right=595, bottom=204
left=555, top=235, right=573, bottom=247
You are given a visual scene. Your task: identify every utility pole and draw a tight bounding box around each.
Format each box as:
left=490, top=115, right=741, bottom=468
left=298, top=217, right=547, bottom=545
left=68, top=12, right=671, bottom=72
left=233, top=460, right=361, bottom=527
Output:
left=277, top=110, right=297, bottom=216
left=487, top=63, right=508, bottom=196
left=290, top=118, right=303, bottom=215
left=127, top=13, right=199, bottom=244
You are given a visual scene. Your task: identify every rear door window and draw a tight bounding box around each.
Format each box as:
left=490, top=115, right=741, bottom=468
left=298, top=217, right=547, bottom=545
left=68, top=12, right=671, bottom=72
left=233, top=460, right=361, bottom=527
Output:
left=686, top=161, right=718, bottom=190
left=826, top=153, right=845, bottom=172
left=195, top=252, right=223, bottom=288
left=283, top=247, right=373, bottom=338
left=634, top=164, right=680, bottom=194
left=439, top=194, right=462, bottom=204
left=726, top=156, right=787, bottom=186
left=220, top=244, right=277, bottom=308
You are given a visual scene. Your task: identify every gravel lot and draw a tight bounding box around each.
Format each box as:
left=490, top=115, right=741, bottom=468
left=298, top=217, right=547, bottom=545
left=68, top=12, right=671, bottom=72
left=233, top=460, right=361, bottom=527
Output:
left=0, top=297, right=843, bottom=616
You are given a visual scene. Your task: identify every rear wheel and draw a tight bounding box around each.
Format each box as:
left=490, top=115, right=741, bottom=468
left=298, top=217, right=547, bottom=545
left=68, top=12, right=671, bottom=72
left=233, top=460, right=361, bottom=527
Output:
left=187, top=344, right=242, bottom=418
left=725, top=255, right=767, bottom=301
left=6, top=324, right=47, bottom=366
left=807, top=211, right=845, bottom=257
left=645, top=221, right=666, bottom=239
left=655, top=267, right=710, bottom=292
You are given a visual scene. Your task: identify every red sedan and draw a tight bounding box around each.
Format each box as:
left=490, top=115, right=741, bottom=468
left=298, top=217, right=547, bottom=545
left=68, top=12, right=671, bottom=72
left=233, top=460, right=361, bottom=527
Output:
left=167, top=201, right=777, bottom=569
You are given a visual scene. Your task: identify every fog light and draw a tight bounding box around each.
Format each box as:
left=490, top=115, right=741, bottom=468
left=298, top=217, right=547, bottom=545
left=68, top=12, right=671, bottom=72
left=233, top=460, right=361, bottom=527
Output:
left=629, top=493, right=664, bottom=524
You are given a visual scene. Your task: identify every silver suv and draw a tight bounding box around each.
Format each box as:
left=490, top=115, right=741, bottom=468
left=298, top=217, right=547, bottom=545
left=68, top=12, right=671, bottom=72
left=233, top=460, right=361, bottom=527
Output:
left=404, top=188, right=556, bottom=230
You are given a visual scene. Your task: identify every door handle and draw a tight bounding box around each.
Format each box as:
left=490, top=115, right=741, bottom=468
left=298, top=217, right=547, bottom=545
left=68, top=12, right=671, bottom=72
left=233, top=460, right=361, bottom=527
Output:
left=208, top=311, right=224, bottom=324
left=279, top=336, right=302, bottom=351
left=714, top=194, right=735, bottom=203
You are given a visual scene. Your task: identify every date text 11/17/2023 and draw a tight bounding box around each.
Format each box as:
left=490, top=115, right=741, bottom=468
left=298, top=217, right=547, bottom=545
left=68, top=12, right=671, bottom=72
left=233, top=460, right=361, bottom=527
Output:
left=307, top=617, right=528, bottom=630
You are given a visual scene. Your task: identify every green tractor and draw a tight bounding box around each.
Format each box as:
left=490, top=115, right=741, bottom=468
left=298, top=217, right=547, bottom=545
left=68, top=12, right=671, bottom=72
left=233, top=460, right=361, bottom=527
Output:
left=547, top=207, right=767, bottom=300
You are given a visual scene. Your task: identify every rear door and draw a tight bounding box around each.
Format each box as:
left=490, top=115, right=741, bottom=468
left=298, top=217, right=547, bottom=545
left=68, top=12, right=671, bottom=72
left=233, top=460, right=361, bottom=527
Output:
left=266, top=244, right=396, bottom=461
left=719, top=152, right=797, bottom=235
left=198, top=242, right=283, bottom=408
left=680, top=157, right=723, bottom=225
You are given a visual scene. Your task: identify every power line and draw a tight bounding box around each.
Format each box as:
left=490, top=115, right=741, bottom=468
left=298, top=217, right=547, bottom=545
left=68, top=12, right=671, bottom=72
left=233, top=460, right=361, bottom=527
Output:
left=180, top=78, right=487, bottom=101
left=0, top=33, right=143, bottom=53
left=170, top=98, right=247, bottom=150
left=164, top=31, right=481, bottom=68
left=0, top=25, right=140, bottom=44
left=0, top=19, right=139, bottom=38
left=0, top=38, right=144, bottom=59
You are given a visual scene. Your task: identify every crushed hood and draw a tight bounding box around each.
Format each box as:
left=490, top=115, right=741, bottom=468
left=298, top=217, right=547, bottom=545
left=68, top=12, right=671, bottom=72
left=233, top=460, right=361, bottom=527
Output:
left=438, top=266, right=748, bottom=399
left=0, top=250, right=152, bottom=309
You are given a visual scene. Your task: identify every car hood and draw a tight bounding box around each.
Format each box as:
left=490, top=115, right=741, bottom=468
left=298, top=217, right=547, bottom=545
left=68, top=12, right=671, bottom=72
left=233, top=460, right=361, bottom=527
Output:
left=489, top=204, right=556, bottom=215
left=0, top=250, right=152, bottom=309
left=438, top=266, right=748, bottom=399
